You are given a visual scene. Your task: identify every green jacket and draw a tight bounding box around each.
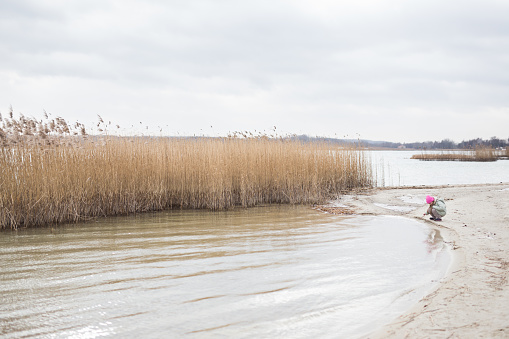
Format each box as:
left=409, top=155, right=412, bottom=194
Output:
left=433, top=198, right=447, bottom=217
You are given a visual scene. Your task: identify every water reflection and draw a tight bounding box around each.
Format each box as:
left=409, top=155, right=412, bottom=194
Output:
left=0, top=206, right=449, bottom=338
left=425, top=229, right=445, bottom=254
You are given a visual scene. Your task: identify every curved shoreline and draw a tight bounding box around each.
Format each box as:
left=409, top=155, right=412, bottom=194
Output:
left=324, top=183, right=509, bottom=338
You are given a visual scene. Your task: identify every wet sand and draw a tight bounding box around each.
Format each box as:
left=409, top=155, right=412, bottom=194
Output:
left=324, top=183, right=509, bottom=338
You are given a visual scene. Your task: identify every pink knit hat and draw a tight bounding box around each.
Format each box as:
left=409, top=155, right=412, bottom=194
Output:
left=426, top=195, right=435, bottom=204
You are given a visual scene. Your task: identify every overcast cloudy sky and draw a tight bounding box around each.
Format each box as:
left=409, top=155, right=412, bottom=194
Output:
left=1, top=0, right=508, bottom=142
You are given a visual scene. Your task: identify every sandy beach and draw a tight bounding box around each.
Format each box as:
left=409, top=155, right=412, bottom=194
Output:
left=324, top=183, right=509, bottom=338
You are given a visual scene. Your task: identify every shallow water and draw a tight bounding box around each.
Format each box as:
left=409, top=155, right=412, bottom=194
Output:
left=0, top=206, right=449, bottom=338
left=371, top=150, right=509, bottom=186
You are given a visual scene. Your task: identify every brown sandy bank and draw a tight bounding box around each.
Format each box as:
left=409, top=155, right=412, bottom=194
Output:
left=323, top=183, right=509, bottom=338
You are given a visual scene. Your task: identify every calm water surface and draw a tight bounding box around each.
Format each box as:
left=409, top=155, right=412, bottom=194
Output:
left=1, top=206, right=449, bottom=338
left=371, top=150, right=509, bottom=186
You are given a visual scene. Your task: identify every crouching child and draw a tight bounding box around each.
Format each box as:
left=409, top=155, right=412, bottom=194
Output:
left=424, top=195, right=446, bottom=221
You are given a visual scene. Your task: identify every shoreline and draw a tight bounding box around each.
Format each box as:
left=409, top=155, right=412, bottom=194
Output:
left=322, top=182, right=509, bottom=338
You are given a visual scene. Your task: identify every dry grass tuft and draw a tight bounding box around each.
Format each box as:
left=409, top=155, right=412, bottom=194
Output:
left=1, top=113, right=373, bottom=229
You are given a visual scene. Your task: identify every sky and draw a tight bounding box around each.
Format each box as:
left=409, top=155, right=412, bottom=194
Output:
left=1, top=0, right=509, bottom=143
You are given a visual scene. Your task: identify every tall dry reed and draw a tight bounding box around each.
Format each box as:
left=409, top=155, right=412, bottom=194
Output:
left=411, top=146, right=497, bottom=162
left=472, top=146, right=495, bottom=161
left=0, top=114, right=372, bottom=229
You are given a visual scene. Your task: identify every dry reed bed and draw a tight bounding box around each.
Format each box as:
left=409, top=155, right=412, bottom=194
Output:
left=0, top=134, right=372, bottom=229
left=411, top=147, right=501, bottom=162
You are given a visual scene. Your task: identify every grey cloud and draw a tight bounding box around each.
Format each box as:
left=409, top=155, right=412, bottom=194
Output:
left=2, top=0, right=509, bottom=141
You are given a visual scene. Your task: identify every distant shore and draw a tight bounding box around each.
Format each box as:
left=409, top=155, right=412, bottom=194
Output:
left=324, top=183, right=509, bottom=338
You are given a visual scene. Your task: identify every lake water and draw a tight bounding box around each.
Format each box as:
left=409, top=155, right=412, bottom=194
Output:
left=0, top=206, right=449, bottom=338
left=371, top=150, right=509, bottom=186
left=6, top=150, right=501, bottom=338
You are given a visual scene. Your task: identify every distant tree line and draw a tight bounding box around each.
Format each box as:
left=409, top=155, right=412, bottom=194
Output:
left=291, top=135, right=509, bottom=150
left=403, top=137, right=509, bottom=149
